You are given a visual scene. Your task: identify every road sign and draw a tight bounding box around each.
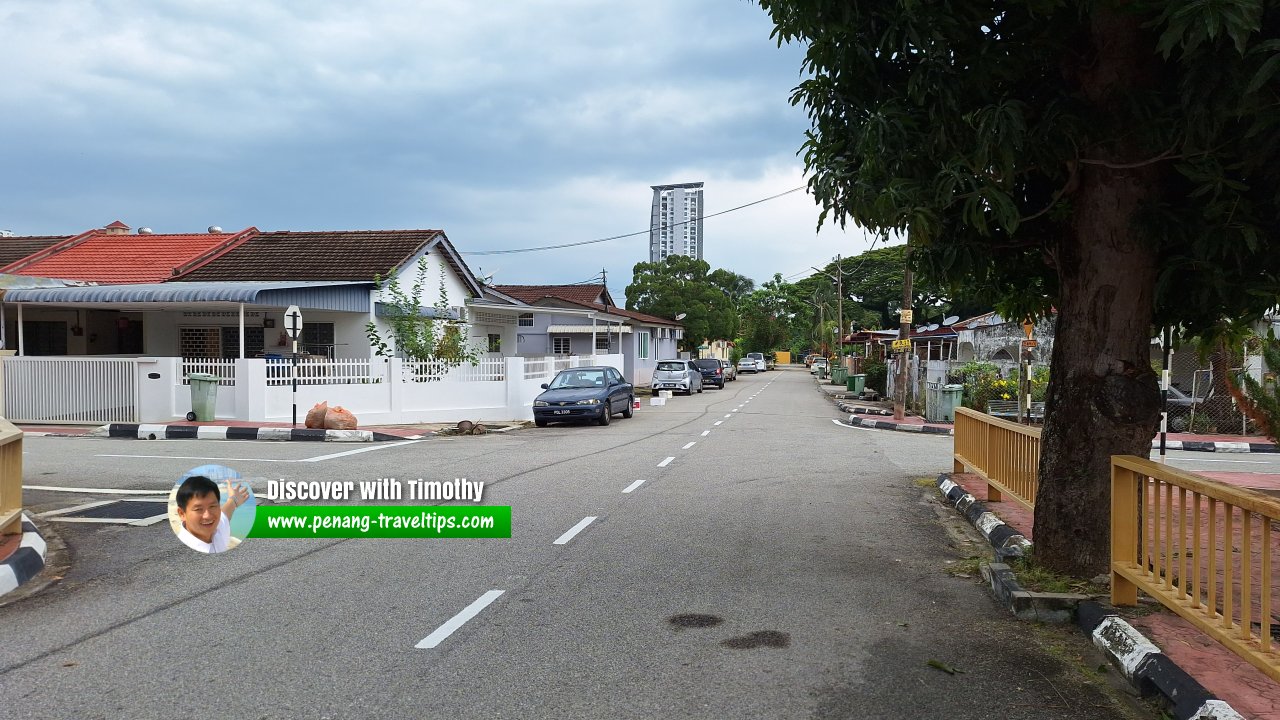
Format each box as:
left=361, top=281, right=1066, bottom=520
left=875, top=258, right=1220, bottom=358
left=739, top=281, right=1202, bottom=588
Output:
left=284, top=305, right=303, bottom=339
left=899, top=309, right=913, bottom=323
left=1021, top=339, right=1038, bottom=348
left=891, top=339, right=912, bottom=351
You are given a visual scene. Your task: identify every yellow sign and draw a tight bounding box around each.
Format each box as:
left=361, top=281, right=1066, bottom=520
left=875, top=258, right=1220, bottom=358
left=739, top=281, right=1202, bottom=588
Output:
left=891, top=339, right=912, bottom=351
left=1023, top=319, right=1035, bottom=339
left=899, top=309, right=913, bottom=323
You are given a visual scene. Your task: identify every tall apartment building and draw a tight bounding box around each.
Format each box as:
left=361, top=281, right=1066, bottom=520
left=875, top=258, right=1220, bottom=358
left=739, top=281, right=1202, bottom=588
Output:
left=649, top=182, right=704, bottom=263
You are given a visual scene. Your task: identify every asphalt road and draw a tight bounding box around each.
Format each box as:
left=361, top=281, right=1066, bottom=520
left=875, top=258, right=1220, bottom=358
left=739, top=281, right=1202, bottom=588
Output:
left=1, top=369, right=1153, bottom=719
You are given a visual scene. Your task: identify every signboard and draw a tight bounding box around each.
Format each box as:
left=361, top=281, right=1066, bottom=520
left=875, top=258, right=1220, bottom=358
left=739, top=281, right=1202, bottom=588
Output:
left=891, top=339, right=912, bottom=351
left=1021, top=339, right=1038, bottom=348
left=899, top=309, right=913, bottom=324
left=284, top=305, right=303, bottom=339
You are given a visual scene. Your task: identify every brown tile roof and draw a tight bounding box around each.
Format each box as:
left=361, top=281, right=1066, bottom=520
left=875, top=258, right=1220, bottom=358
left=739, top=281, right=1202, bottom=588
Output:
left=492, top=284, right=610, bottom=306
left=176, top=229, right=449, bottom=283
left=1, top=230, right=254, bottom=283
left=0, top=236, right=71, bottom=269
left=491, top=284, right=681, bottom=326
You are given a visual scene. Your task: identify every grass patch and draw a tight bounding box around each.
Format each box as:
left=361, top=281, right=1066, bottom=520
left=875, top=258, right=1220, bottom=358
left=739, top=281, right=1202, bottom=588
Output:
left=1008, top=555, right=1103, bottom=595
left=948, top=555, right=985, bottom=577
left=914, top=476, right=939, bottom=488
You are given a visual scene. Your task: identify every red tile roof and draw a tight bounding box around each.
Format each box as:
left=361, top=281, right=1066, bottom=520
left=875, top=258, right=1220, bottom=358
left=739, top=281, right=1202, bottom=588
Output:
left=1, top=229, right=255, bottom=283
left=176, top=229, right=452, bottom=283
left=588, top=303, right=683, bottom=327
left=0, top=236, right=71, bottom=269
left=493, top=284, right=611, bottom=307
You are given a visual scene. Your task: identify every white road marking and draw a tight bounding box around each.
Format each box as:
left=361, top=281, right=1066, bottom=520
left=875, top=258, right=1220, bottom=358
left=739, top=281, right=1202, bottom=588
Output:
left=553, top=516, right=597, bottom=545
left=724, top=414, right=732, bottom=418
left=701, top=430, right=710, bottom=437
left=299, top=439, right=425, bottom=462
left=732, top=409, right=739, bottom=413
left=26, top=485, right=170, bottom=495
left=416, top=590, right=504, bottom=649
left=682, top=442, right=696, bottom=450
left=623, top=478, right=648, bottom=493
left=95, top=454, right=295, bottom=463
left=714, top=421, right=723, bottom=426
left=830, top=418, right=878, bottom=432
left=657, top=456, right=675, bottom=468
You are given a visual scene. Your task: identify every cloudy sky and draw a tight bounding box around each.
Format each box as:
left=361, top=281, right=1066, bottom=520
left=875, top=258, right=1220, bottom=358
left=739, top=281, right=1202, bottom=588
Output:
left=0, top=0, right=882, bottom=299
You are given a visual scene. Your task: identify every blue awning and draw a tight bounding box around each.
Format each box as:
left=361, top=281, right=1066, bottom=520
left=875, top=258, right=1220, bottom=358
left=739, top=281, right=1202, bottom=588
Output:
left=3, top=280, right=373, bottom=312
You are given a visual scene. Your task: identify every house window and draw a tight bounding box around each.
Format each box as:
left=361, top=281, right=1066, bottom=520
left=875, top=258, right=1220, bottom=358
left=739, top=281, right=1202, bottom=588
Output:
left=21, top=321, right=68, bottom=356
left=595, top=334, right=610, bottom=352
left=180, top=328, right=221, bottom=358
left=518, top=313, right=534, bottom=327
left=552, top=336, right=572, bottom=356
left=300, top=323, right=335, bottom=357
left=220, top=326, right=266, bottom=359
left=487, top=334, right=502, bottom=353
left=638, top=331, right=650, bottom=360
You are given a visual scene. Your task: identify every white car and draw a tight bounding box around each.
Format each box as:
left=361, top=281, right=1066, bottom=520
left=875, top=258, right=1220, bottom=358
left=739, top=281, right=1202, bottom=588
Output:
left=737, top=358, right=760, bottom=374
left=745, top=352, right=767, bottom=371
left=810, top=358, right=829, bottom=375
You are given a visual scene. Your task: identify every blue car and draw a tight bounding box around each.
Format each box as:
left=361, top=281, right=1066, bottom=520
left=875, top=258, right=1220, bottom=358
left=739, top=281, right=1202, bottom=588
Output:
left=533, top=366, right=635, bottom=427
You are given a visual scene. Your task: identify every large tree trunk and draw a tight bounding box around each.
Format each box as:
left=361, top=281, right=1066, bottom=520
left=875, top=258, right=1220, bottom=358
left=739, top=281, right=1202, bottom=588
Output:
left=1033, top=7, right=1164, bottom=577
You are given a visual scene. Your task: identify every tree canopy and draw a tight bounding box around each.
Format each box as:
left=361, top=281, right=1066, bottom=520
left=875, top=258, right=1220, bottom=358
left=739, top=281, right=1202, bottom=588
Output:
left=625, top=256, right=743, bottom=352
left=758, top=0, right=1280, bottom=575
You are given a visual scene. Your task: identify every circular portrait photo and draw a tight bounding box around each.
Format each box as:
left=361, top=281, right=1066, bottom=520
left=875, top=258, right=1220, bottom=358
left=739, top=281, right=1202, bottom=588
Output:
left=167, top=464, right=257, bottom=554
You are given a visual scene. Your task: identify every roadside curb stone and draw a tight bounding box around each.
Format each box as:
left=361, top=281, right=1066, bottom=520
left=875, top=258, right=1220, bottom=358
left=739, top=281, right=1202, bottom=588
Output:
left=88, top=423, right=404, bottom=442
left=0, top=516, right=47, bottom=600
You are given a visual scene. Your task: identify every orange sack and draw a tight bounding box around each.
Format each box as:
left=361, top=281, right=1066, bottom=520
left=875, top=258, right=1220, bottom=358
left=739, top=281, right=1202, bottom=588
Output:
left=304, top=401, right=329, bottom=429
left=324, top=406, right=358, bottom=430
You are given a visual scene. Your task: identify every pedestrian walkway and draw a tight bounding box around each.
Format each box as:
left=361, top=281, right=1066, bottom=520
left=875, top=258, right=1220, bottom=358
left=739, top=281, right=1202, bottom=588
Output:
left=955, top=470, right=1280, bottom=719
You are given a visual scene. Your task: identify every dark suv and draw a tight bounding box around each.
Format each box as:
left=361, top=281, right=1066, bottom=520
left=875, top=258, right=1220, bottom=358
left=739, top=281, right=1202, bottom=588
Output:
left=692, top=358, right=726, bottom=389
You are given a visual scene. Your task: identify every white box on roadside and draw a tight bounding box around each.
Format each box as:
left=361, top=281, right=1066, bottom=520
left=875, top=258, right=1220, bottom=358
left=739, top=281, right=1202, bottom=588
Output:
left=659, top=390, right=673, bottom=399
left=650, top=397, right=666, bottom=406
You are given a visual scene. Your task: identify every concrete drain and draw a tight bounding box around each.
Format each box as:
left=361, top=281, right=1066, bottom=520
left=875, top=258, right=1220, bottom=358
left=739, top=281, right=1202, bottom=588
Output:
left=41, top=499, right=169, bottom=526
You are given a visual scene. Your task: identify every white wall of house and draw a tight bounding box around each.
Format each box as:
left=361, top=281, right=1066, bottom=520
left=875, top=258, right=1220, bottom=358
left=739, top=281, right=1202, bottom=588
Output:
left=389, top=246, right=472, bottom=310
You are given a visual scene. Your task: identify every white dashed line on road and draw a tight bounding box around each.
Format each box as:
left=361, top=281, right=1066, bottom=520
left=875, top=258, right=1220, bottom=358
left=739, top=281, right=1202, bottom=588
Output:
left=300, top=439, right=425, bottom=463
left=553, top=516, right=597, bottom=545
left=623, top=478, right=648, bottom=493
left=682, top=442, right=696, bottom=450
left=724, top=414, right=732, bottom=418
left=701, top=430, right=710, bottom=437
left=26, top=485, right=171, bottom=495
left=415, top=590, right=504, bottom=649
left=714, top=421, right=723, bottom=426
left=657, top=456, right=675, bottom=468
left=95, top=454, right=296, bottom=463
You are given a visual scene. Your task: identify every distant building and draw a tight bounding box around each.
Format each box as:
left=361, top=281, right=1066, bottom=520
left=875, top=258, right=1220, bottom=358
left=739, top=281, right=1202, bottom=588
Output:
left=649, top=182, right=704, bottom=263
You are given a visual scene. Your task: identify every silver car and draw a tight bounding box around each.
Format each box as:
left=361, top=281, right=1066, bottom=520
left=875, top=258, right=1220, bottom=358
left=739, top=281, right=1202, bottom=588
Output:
left=651, top=360, right=703, bottom=395
left=720, top=359, right=737, bottom=381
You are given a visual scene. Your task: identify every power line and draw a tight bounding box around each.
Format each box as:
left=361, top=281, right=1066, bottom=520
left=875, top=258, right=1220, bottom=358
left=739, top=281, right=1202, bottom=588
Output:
left=460, top=186, right=806, bottom=256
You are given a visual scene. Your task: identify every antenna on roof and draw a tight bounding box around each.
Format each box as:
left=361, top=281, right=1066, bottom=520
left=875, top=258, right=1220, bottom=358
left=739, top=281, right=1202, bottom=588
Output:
left=943, top=315, right=960, bottom=326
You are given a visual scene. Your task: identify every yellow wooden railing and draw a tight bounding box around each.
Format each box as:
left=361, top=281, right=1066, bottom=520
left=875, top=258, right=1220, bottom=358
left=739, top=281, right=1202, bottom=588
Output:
left=1112, top=455, right=1280, bottom=682
left=952, top=407, right=1042, bottom=510
left=0, top=417, right=23, bottom=536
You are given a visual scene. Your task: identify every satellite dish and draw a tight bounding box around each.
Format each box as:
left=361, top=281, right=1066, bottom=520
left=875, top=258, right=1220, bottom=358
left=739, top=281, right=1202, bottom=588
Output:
left=943, top=315, right=960, bottom=326
left=926, top=324, right=939, bottom=331
left=674, top=312, right=687, bottom=320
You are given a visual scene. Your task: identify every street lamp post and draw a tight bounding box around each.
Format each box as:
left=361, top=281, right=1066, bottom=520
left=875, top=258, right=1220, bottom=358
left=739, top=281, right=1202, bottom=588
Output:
left=812, top=255, right=851, bottom=364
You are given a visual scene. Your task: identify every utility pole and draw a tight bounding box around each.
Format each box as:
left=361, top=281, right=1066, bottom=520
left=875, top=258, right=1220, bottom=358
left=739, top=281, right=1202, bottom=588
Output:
left=835, top=254, right=843, bottom=364
left=894, top=242, right=913, bottom=422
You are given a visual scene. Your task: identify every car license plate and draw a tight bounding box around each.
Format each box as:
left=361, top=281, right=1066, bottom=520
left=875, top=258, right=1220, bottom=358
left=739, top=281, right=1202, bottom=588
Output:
left=553, top=409, right=570, bottom=415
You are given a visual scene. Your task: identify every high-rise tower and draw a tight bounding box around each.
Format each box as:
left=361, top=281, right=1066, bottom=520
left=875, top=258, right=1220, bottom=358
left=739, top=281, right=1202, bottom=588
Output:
left=649, top=182, right=704, bottom=263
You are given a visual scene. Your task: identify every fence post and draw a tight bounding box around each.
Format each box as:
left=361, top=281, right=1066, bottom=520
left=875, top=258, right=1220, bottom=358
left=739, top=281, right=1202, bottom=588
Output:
left=1111, top=458, right=1140, bottom=606
left=505, top=357, right=525, bottom=419
left=985, top=421, right=1002, bottom=502
left=952, top=412, right=965, bottom=474
left=0, top=350, right=13, bottom=417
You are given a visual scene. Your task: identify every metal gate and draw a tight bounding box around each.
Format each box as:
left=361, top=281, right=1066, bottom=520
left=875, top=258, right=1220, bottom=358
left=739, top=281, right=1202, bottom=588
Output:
left=2, top=357, right=139, bottom=423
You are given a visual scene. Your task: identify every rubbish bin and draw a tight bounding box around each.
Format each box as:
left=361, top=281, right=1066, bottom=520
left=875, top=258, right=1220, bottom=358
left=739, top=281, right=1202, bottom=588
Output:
left=941, top=383, right=965, bottom=422
left=832, top=367, right=847, bottom=385
left=848, top=373, right=866, bottom=394
left=818, top=365, right=828, bottom=380
left=187, top=372, right=220, bottom=422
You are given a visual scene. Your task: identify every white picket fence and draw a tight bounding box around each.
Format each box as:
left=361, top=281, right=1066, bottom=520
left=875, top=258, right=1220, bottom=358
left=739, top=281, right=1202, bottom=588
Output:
left=182, top=358, right=237, bottom=386
left=524, top=358, right=553, bottom=380
left=266, top=358, right=380, bottom=386
left=3, top=357, right=139, bottom=423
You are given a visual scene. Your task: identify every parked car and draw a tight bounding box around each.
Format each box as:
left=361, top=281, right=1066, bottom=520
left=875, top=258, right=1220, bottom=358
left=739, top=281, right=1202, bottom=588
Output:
left=719, top=359, right=737, bottom=381
left=533, top=366, right=634, bottom=427
left=652, top=359, right=703, bottom=395
left=737, top=357, right=759, bottom=374
left=1165, top=386, right=1205, bottom=432
left=692, top=358, right=726, bottom=389
left=810, top=357, right=829, bottom=375
left=746, top=352, right=767, bottom=371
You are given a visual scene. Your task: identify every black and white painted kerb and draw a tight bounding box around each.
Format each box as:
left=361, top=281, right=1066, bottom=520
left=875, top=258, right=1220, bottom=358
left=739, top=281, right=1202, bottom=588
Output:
left=935, top=473, right=1031, bottom=558
left=835, top=402, right=954, bottom=435
left=0, top=516, right=48, bottom=599
left=88, top=424, right=402, bottom=442
left=1152, top=439, right=1279, bottom=453
left=1077, top=602, right=1245, bottom=720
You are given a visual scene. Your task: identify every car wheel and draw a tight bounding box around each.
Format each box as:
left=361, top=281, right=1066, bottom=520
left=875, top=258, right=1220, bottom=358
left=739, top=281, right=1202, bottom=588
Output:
left=697, top=384, right=703, bottom=394
left=535, top=419, right=547, bottom=428
left=623, top=397, right=634, bottom=418
left=598, top=406, right=611, bottom=426
left=186, top=412, right=197, bottom=421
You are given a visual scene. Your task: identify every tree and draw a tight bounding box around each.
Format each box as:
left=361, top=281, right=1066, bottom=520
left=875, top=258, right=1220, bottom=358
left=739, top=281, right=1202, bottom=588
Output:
left=366, top=259, right=481, bottom=375
left=626, top=256, right=742, bottom=351
left=759, top=1, right=1280, bottom=576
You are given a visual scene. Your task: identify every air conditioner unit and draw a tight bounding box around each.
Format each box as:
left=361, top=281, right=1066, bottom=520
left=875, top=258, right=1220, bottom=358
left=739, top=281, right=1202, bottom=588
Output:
left=449, top=306, right=468, bottom=322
